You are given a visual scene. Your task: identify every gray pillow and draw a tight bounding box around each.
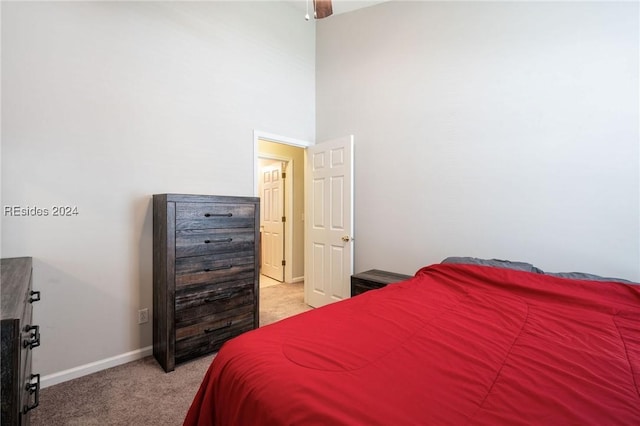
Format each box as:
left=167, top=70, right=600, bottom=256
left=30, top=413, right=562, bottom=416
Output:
left=544, top=271, right=637, bottom=285
left=440, top=256, right=637, bottom=285
left=441, top=257, right=544, bottom=274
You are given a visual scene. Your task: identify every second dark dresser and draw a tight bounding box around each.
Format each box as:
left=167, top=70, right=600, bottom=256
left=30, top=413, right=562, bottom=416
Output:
left=153, top=194, right=260, bottom=372
left=1, top=257, right=41, bottom=425
left=351, top=269, right=412, bottom=297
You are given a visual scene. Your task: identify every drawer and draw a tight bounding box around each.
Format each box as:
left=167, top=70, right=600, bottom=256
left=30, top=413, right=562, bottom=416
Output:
left=175, top=312, right=254, bottom=363
left=175, top=280, right=255, bottom=328
left=176, top=304, right=254, bottom=339
left=176, top=203, right=256, bottom=230
left=351, top=281, right=385, bottom=296
left=176, top=257, right=255, bottom=289
left=176, top=250, right=254, bottom=276
left=21, top=348, right=39, bottom=420
left=175, top=228, right=254, bottom=258
left=20, top=297, right=34, bottom=382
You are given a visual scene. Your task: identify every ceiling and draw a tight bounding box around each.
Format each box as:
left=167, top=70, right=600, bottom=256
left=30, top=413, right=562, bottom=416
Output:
left=285, top=0, right=391, bottom=17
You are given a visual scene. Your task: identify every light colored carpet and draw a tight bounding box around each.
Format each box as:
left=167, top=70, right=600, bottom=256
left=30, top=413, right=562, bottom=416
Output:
left=259, top=281, right=312, bottom=326
left=31, top=282, right=311, bottom=426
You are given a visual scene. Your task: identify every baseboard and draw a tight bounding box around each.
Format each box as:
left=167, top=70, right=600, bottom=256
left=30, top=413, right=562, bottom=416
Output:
left=40, top=345, right=153, bottom=389
left=290, top=276, right=304, bottom=283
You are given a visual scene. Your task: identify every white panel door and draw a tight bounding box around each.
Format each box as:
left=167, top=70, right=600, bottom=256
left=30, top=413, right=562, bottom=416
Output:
left=305, top=136, right=354, bottom=308
left=261, top=162, right=284, bottom=281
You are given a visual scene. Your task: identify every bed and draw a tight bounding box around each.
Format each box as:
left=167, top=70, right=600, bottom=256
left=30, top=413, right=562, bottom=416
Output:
left=184, top=258, right=640, bottom=425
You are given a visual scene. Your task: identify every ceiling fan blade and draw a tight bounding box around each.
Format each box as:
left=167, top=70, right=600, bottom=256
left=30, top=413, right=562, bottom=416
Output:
left=314, top=0, right=333, bottom=19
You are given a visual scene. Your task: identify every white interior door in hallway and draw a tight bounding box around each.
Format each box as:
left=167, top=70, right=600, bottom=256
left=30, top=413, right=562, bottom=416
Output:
left=305, top=135, right=354, bottom=308
left=260, top=161, right=285, bottom=282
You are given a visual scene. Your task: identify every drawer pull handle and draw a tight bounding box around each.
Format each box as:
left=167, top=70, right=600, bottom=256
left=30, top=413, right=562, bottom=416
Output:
left=204, top=213, right=233, bottom=218
left=204, top=321, right=232, bottom=334
left=23, top=325, right=40, bottom=350
left=203, top=265, right=233, bottom=272
left=29, top=290, right=41, bottom=303
left=204, top=238, right=232, bottom=244
left=23, top=374, right=40, bottom=414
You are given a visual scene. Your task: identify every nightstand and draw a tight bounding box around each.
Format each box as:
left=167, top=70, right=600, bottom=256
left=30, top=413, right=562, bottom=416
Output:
left=351, top=269, right=412, bottom=296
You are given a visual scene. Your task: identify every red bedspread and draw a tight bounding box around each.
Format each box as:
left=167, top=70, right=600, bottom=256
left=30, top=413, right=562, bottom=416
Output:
left=184, top=264, right=640, bottom=425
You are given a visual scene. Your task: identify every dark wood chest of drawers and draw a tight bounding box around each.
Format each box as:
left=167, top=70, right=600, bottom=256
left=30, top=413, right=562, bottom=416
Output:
left=351, top=269, right=412, bottom=296
left=153, top=194, right=260, bottom=372
left=1, top=257, right=41, bottom=425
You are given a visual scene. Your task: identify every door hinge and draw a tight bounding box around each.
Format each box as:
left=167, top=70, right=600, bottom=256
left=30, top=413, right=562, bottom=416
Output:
left=281, top=260, right=286, bottom=266
left=282, top=216, right=286, bottom=222
left=282, top=172, right=286, bottom=179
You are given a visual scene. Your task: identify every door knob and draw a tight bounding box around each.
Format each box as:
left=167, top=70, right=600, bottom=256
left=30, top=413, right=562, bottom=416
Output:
left=341, top=236, right=351, bottom=242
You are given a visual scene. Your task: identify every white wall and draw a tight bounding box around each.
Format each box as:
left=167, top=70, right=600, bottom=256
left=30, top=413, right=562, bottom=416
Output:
left=317, top=1, right=639, bottom=281
left=1, top=1, right=315, bottom=380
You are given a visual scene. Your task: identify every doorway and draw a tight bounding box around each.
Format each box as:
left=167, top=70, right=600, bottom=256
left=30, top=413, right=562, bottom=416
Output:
left=254, top=131, right=355, bottom=309
left=254, top=131, right=310, bottom=285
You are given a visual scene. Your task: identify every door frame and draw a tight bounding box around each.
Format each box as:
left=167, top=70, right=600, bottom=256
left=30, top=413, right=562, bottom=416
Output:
left=253, top=130, right=312, bottom=283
